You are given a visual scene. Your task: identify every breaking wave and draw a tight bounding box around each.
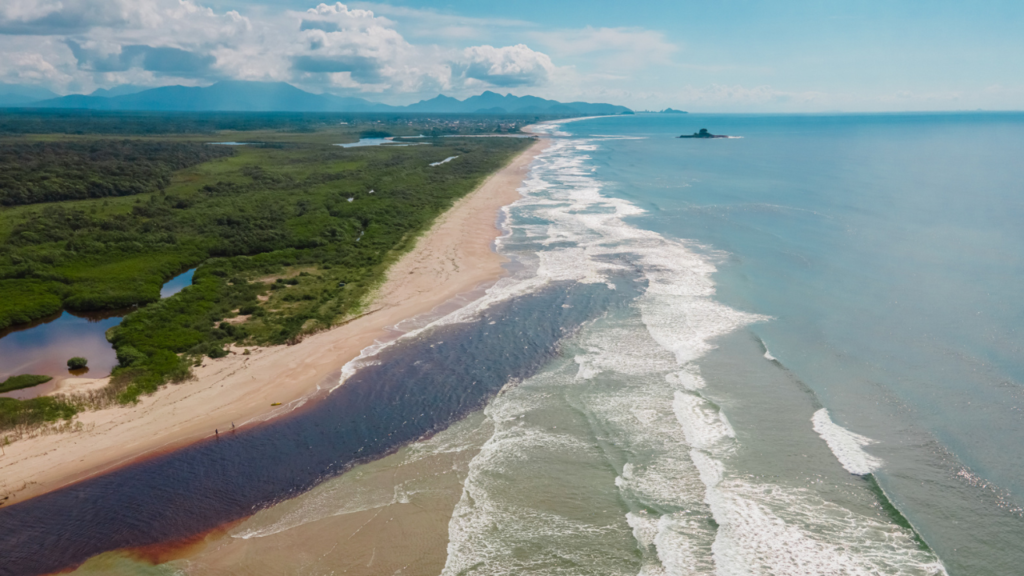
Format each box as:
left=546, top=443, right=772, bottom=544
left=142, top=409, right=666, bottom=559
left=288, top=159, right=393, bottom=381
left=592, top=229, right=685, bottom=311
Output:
left=438, top=122, right=947, bottom=575
left=811, top=408, right=884, bottom=476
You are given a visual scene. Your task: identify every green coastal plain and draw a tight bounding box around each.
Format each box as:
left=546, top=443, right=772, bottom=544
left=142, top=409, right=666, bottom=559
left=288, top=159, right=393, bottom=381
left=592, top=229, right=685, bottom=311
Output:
left=0, top=110, right=536, bottom=433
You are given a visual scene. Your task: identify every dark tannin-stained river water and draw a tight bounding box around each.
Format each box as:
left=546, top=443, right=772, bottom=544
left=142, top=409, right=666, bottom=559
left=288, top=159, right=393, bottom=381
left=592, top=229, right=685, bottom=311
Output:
left=0, top=280, right=627, bottom=576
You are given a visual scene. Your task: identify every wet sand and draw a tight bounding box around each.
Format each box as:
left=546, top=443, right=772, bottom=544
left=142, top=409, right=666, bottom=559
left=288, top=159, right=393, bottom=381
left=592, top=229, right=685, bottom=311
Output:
left=67, top=413, right=493, bottom=576
left=0, top=137, right=546, bottom=508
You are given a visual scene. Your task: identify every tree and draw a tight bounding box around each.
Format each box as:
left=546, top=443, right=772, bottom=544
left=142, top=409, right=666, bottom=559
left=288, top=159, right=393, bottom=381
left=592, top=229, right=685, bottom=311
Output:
left=67, top=357, right=88, bottom=370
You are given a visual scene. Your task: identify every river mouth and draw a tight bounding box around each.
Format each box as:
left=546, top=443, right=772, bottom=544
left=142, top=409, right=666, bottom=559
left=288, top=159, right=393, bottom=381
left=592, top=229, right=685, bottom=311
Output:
left=0, top=278, right=628, bottom=576
left=0, top=268, right=196, bottom=399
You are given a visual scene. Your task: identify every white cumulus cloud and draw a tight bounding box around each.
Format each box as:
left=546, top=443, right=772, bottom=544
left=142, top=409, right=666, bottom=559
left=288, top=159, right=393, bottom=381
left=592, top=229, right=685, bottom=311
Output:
left=0, top=0, right=561, bottom=98
left=459, top=44, right=554, bottom=87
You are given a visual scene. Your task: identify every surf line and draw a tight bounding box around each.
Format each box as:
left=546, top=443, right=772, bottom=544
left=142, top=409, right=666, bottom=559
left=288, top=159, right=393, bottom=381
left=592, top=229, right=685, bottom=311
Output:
left=0, top=281, right=620, bottom=576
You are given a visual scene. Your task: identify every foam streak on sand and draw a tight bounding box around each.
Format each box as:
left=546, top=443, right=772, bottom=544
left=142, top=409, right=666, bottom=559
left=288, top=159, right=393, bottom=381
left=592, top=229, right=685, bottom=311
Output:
left=0, top=138, right=547, bottom=506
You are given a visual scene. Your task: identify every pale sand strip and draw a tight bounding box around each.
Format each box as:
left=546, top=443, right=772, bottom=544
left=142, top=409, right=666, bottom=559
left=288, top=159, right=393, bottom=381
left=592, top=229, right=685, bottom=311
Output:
left=0, top=138, right=547, bottom=507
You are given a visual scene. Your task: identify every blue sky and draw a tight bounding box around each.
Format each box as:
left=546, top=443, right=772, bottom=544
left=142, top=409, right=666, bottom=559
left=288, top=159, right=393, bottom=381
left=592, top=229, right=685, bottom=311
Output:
left=1, top=0, right=1022, bottom=111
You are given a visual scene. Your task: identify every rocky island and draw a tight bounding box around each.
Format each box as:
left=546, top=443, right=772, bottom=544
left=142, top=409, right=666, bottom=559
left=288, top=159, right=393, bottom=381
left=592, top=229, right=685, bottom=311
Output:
left=678, top=128, right=729, bottom=139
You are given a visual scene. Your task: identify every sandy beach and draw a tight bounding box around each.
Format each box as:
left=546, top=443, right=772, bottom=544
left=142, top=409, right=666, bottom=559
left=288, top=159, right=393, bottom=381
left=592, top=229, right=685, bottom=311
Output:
left=0, top=137, right=546, bottom=508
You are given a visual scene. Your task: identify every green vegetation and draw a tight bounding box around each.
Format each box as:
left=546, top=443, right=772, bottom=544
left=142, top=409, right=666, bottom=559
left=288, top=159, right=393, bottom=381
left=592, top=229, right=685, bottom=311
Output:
left=0, top=374, right=52, bottom=394
left=0, top=278, right=63, bottom=327
left=67, top=357, right=88, bottom=370
left=0, top=140, right=235, bottom=206
left=0, top=395, right=79, bottom=432
left=0, top=113, right=534, bottom=431
left=0, top=109, right=539, bottom=136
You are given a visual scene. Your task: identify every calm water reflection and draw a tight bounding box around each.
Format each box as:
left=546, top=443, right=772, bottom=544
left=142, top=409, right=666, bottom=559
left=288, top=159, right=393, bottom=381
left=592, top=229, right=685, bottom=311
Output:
left=0, top=268, right=195, bottom=398
left=0, top=310, right=124, bottom=398
left=160, top=268, right=195, bottom=298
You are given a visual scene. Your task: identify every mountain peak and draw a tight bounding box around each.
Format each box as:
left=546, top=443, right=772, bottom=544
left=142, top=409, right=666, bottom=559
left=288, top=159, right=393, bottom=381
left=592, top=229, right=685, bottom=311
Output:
left=18, top=81, right=632, bottom=115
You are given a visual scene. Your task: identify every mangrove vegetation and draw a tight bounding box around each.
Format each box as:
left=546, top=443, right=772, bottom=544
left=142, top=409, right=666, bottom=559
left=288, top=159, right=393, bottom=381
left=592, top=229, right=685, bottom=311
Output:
left=0, top=112, right=534, bottom=433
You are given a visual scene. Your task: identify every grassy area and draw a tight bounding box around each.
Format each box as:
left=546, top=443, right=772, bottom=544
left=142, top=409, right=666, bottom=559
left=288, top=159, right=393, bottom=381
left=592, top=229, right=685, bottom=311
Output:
left=0, top=115, right=534, bottom=431
left=0, top=374, right=52, bottom=394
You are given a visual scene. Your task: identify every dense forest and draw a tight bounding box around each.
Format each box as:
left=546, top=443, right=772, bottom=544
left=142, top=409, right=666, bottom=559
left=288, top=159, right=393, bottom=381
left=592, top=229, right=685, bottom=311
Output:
left=0, top=121, right=532, bottom=431
left=0, top=140, right=236, bottom=205
left=0, top=109, right=538, bottom=135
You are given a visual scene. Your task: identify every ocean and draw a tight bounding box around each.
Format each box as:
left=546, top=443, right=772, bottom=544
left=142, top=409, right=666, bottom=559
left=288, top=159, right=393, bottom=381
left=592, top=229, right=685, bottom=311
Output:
left=440, top=113, right=1024, bottom=575
left=3, top=113, right=1023, bottom=575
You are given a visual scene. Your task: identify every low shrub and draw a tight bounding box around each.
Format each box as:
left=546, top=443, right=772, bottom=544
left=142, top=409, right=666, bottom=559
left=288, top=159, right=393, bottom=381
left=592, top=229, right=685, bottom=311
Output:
left=0, top=396, right=78, bottom=430
left=0, top=374, right=53, bottom=394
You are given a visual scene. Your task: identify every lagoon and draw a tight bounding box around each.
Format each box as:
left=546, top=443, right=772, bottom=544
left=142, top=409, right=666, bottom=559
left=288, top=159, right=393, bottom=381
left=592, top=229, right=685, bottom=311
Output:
left=0, top=268, right=196, bottom=398
left=334, top=137, right=423, bottom=148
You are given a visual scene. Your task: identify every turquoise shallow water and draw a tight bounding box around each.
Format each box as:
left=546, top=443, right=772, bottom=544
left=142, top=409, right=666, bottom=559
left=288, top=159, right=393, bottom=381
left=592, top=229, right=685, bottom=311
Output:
left=437, top=114, right=1024, bottom=575
left=527, top=114, right=1024, bottom=574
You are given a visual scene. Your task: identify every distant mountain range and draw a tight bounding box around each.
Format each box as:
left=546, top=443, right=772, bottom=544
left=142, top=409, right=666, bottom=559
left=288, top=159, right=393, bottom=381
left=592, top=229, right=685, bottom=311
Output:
left=404, top=91, right=632, bottom=115
left=5, top=81, right=632, bottom=115
left=0, top=83, right=59, bottom=107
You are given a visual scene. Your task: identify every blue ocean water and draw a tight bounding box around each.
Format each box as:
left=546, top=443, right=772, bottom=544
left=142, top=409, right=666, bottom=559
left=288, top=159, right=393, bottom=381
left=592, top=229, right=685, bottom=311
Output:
left=516, top=113, right=1024, bottom=574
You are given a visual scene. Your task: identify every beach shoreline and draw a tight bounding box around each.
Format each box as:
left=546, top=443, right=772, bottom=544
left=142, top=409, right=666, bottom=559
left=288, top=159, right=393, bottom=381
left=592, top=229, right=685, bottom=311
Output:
left=0, top=137, right=547, bottom=508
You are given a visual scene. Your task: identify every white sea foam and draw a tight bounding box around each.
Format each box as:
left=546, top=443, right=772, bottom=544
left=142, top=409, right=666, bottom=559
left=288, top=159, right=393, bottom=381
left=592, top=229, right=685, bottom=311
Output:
left=442, top=129, right=751, bottom=575
left=673, top=392, right=735, bottom=452
left=574, top=315, right=719, bottom=575
left=628, top=511, right=718, bottom=576
left=614, top=454, right=705, bottom=511
left=442, top=370, right=633, bottom=575
left=330, top=132, right=718, bottom=393
left=703, top=478, right=947, bottom=576
left=665, top=368, right=706, bottom=391
left=441, top=124, right=946, bottom=576
left=811, top=408, right=884, bottom=475
left=572, top=323, right=676, bottom=381
left=653, top=513, right=718, bottom=576
left=626, top=511, right=660, bottom=549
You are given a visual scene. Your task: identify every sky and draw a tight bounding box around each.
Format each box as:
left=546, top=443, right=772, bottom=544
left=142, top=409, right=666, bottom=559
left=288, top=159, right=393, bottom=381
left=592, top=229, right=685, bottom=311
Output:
left=1, top=0, right=1022, bottom=112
